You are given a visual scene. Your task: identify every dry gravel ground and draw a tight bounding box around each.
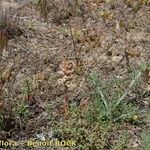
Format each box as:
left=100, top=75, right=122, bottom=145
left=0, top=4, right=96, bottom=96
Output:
left=0, top=0, right=150, bottom=150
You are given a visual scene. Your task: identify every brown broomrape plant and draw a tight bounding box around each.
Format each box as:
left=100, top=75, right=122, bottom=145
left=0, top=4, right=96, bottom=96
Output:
left=57, top=59, right=76, bottom=117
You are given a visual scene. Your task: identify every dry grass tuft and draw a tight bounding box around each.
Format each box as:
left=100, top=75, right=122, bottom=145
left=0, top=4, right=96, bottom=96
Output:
left=0, top=3, right=23, bottom=54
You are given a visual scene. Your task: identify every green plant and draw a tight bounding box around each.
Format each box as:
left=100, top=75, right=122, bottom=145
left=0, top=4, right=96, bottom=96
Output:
left=87, top=71, right=141, bottom=123
left=141, top=132, right=150, bottom=150
left=12, top=79, right=32, bottom=117
left=14, top=99, right=29, bottom=117
left=50, top=109, right=131, bottom=150
left=51, top=112, right=110, bottom=150
left=48, top=69, right=143, bottom=149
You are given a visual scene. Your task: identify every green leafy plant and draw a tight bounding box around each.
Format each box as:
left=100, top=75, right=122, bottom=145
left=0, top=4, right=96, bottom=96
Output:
left=87, top=71, right=141, bottom=123
left=141, top=132, right=150, bottom=150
